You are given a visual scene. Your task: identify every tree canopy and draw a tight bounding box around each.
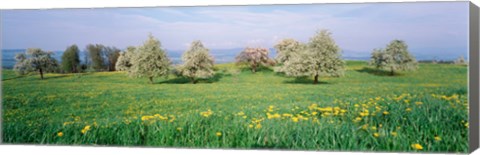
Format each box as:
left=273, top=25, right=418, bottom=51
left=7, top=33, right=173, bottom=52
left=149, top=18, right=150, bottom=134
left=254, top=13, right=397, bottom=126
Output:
left=178, top=40, right=215, bottom=84
left=14, top=48, right=59, bottom=79
left=105, top=46, right=121, bottom=71
left=235, top=47, right=274, bottom=73
left=273, top=38, right=305, bottom=73
left=129, top=34, right=171, bottom=84
left=115, top=46, right=136, bottom=72
left=369, top=39, right=418, bottom=75
left=86, top=44, right=106, bottom=71
left=61, top=44, right=81, bottom=73
left=279, top=29, right=345, bottom=84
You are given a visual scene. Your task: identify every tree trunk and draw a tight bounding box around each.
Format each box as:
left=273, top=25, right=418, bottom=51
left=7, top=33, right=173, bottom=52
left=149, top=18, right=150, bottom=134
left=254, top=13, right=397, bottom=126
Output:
left=149, top=76, right=153, bottom=84
left=39, top=68, right=44, bottom=79
left=390, top=67, right=394, bottom=76
left=191, top=78, right=197, bottom=84
left=251, top=64, right=257, bottom=73
left=313, top=74, right=319, bottom=84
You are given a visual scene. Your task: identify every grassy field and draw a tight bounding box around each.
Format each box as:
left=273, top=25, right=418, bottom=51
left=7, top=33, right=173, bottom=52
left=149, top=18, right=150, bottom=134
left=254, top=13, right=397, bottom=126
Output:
left=1, top=61, right=468, bottom=153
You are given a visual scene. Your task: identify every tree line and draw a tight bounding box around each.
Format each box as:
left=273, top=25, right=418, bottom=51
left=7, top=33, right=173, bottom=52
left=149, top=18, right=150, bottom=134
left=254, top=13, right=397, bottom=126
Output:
left=13, top=44, right=122, bottom=79
left=14, top=29, right=423, bottom=84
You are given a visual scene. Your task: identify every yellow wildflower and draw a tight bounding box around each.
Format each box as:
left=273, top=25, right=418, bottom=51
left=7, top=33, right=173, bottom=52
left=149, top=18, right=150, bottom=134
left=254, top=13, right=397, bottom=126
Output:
left=292, top=117, right=299, bottom=123
left=141, top=116, right=155, bottom=121
left=362, top=124, right=368, bottom=130
left=373, top=133, right=380, bottom=138
left=318, top=107, right=333, bottom=112
left=248, top=124, right=254, bottom=128
left=383, top=111, right=389, bottom=115
left=282, top=113, right=292, bottom=117
left=57, top=132, right=63, bottom=137
left=273, top=113, right=281, bottom=119
left=216, top=132, right=222, bottom=137
left=255, top=123, right=262, bottom=129
left=267, top=113, right=273, bottom=119
left=411, top=143, right=423, bottom=150
left=200, top=109, right=213, bottom=118
left=415, top=101, right=423, bottom=105
left=176, top=127, right=182, bottom=131
left=434, top=136, right=441, bottom=141
left=81, top=125, right=91, bottom=134
left=406, top=108, right=412, bottom=112
left=391, top=132, right=397, bottom=137
left=354, top=117, right=362, bottom=122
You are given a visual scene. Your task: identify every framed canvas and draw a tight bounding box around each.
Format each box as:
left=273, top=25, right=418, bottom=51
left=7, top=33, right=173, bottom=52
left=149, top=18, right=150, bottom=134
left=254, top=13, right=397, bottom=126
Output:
left=1, top=0, right=479, bottom=154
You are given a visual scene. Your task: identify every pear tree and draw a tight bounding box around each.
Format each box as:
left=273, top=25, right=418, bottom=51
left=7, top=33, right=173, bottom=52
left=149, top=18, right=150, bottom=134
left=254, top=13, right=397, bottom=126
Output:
left=115, top=46, right=136, bottom=71
left=281, top=29, right=345, bottom=84
left=129, top=34, right=171, bottom=84
left=273, top=39, right=305, bottom=73
left=13, top=48, right=59, bottom=79
left=370, top=40, right=418, bottom=75
left=178, top=40, right=215, bottom=84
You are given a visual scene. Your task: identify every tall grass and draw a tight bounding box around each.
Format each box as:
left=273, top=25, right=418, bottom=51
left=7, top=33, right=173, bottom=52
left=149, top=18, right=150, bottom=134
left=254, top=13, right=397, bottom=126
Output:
left=1, top=61, right=468, bottom=153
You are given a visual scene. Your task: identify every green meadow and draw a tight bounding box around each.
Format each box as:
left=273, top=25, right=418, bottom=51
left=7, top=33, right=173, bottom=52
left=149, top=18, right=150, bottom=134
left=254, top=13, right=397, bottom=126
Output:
left=1, top=61, right=468, bottom=153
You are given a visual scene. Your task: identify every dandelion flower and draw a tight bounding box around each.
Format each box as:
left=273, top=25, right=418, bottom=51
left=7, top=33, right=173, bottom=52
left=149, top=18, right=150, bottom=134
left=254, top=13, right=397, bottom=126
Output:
left=292, top=117, right=299, bottom=123
left=373, top=133, right=380, bottom=138
left=434, top=136, right=441, bottom=141
left=57, top=132, right=63, bottom=137
left=81, top=125, right=91, bottom=134
left=391, top=132, right=397, bottom=137
left=406, top=108, right=412, bottom=112
left=176, top=127, right=182, bottom=131
left=411, top=143, right=423, bottom=150
left=362, top=124, right=368, bottom=130
left=415, top=101, right=423, bottom=105
left=216, top=132, right=222, bottom=137
left=354, top=117, right=362, bottom=122
left=248, top=124, right=254, bottom=128
left=383, top=111, right=389, bottom=115
left=273, top=113, right=281, bottom=119
left=255, top=124, right=262, bottom=129
left=282, top=113, right=292, bottom=117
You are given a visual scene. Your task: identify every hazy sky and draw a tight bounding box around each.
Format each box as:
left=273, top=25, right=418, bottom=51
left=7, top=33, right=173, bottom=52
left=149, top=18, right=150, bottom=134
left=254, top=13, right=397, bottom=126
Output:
left=1, top=2, right=469, bottom=59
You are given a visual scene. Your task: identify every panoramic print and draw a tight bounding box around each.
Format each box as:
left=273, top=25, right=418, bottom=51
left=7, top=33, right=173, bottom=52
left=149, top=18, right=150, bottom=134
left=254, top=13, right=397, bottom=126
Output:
left=1, top=2, right=470, bottom=153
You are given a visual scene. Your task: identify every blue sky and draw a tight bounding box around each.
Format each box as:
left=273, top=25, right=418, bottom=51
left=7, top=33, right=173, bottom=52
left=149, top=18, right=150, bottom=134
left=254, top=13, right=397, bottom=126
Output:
left=1, top=2, right=469, bottom=60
